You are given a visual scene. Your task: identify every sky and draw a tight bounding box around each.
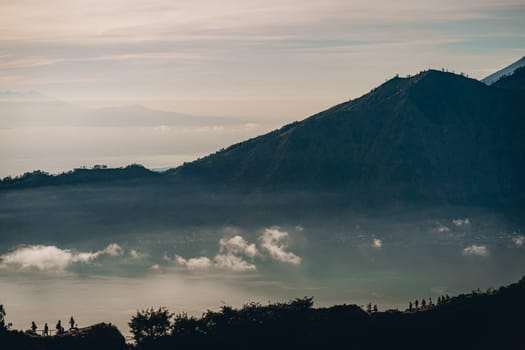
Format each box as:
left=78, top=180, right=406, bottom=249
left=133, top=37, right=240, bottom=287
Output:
left=1, top=0, right=525, bottom=176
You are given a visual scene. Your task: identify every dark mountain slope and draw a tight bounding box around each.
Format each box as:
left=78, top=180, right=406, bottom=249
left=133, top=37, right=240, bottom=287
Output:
left=0, top=164, right=159, bottom=190
left=2, top=70, right=524, bottom=207
left=482, top=55, right=525, bottom=85
left=170, top=70, right=525, bottom=204
left=492, top=66, right=525, bottom=91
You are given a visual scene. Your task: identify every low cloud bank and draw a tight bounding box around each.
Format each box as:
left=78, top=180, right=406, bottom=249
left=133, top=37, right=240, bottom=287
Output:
left=0, top=243, right=123, bottom=271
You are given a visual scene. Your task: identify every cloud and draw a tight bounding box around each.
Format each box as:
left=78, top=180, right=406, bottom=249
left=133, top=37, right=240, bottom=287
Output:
left=462, top=244, right=489, bottom=256
left=219, top=235, right=259, bottom=258
left=214, top=254, right=256, bottom=272
left=175, top=255, right=213, bottom=270
left=0, top=243, right=122, bottom=271
left=435, top=224, right=450, bottom=233
left=260, top=228, right=301, bottom=265
left=174, top=251, right=256, bottom=272
left=512, top=236, right=525, bottom=247
left=372, top=239, right=382, bottom=249
left=129, top=249, right=147, bottom=259
left=175, top=229, right=301, bottom=271
left=102, top=243, right=123, bottom=256
left=453, top=218, right=471, bottom=226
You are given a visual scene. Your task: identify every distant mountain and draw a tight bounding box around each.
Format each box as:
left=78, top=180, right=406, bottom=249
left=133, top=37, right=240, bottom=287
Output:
left=0, top=90, right=46, bottom=100
left=169, top=70, right=525, bottom=205
left=481, top=56, right=525, bottom=85
left=0, top=164, right=158, bottom=189
left=0, top=101, right=235, bottom=128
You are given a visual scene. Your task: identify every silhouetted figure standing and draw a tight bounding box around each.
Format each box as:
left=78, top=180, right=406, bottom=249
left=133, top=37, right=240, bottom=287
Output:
left=415, top=299, right=419, bottom=310
left=44, top=323, right=49, bottom=336
left=409, top=301, right=413, bottom=311
left=56, top=320, right=63, bottom=335
left=421, top=299, right=426, bottom=309
left=366, top=302, right=372, bottom=313
left=69, top=316, right=75, bottom=330
left=31, top=321, right=37, bottom=334
left=373, top=304, right=378, bottom=313
left=428, top=297, right=433, bottom=307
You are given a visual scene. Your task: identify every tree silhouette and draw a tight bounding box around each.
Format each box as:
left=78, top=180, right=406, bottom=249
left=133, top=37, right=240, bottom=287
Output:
left=129, top=307, right=173, bottom=344
left=0, top=305, right=6, bottom=331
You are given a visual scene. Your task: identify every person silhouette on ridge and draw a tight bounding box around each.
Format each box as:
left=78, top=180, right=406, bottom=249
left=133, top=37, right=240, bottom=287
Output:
left=69, top=316, right=75, bottom=330
left=44, top=323, right=49, bottom=336
left=56, top=320, right=63, bottom=335
left=31, top=321, right=37, bottom=334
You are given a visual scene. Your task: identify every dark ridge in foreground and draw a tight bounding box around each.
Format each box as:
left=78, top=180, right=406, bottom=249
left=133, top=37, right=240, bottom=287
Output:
left=1, top=276, right=524, bottom=350
left=0, top=323, right=126, bottom=350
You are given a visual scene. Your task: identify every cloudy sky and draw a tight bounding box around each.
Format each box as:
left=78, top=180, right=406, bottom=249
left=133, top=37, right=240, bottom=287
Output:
left=1, top=0, right=524, bottom=176
left=2, top=0, right=525, bottom=113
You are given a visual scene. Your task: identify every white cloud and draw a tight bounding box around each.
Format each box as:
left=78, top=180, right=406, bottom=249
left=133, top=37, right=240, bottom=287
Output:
left=462, top=244, right=489, bottom=256
left=175, top=229, right=301, bottom=271
left=512, top=236, right=525, bottom=247
left=372, top=238, right=382, bottom=249
left=219, top=235, right=259, bottom=258
left=436, top=224, right=450, bottom=233
left=102, top=243, right=123, bottom=256
left=174, top=251, right=255, bottom=272
left=260, top=228, right=301, bottom=265
left=175, top=255, right=213, bottom=270
left=214, top=254, right=256, bottom=272
left=0, top=243, right=122, bottom=271
left=129, top=249, right=146, bottom=259
left=453, top=218, right=471, bottom=226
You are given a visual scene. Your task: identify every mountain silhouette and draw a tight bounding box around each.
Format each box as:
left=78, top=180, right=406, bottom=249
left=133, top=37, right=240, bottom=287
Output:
left=482, top=56, right=525, bottom=85
left=168, top=70, right=525, bottom=205
left=492, top=66, right=525, bottom=92
left=3, top=69, right=525, bottom=206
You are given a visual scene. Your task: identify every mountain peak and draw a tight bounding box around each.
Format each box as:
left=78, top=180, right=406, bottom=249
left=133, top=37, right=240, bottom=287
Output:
left=481, top=56, right=525, bottom=85
left=170, top=67, right=525, bottom=205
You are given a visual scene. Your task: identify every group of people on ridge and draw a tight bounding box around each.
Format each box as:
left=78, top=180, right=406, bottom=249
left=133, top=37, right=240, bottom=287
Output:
left=408, top=294, right=451, bottom=312
left=30, top=317, right=76, bottom=336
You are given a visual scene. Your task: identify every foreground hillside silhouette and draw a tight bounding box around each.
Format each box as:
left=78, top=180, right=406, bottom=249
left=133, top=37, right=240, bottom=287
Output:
left=1, top=276, right=524, bottom=349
